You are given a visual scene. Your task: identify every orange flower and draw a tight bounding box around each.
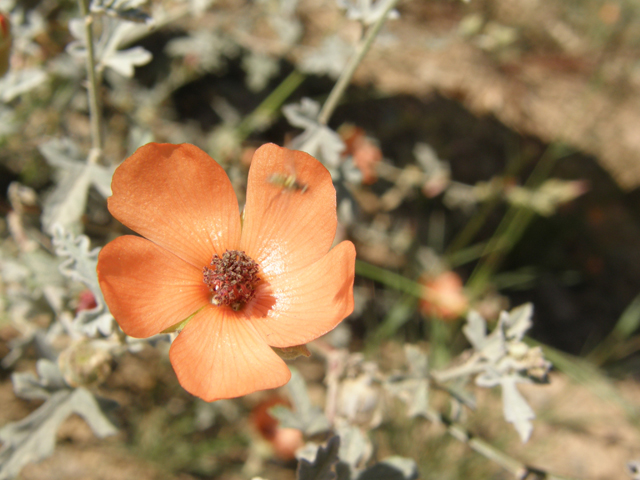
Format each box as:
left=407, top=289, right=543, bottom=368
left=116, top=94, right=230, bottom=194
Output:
left=97, top=143, right=356, bottom=401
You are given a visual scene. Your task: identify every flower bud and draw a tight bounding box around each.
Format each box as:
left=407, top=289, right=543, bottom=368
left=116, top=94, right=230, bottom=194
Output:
left=58, top=340, right=112, bottom=388
left=0, top=12, right=11, bottom=77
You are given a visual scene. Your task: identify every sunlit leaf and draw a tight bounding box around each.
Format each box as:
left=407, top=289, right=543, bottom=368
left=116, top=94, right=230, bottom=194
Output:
left=270, top=368, right=331, bottom=435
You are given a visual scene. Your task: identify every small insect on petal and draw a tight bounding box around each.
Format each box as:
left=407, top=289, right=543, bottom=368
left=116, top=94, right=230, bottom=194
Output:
left=267, top=172, right=309, bottom=193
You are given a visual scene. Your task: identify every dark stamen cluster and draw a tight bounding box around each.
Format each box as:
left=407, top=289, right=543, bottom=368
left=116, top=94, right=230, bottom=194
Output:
left=203, top=250, right=260, bottom=311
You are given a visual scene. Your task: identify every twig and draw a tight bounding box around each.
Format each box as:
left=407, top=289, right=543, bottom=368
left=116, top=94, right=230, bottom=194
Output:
left=317, top=0, right=400, bottom=125
left=77, top=0, right=103, bottom=164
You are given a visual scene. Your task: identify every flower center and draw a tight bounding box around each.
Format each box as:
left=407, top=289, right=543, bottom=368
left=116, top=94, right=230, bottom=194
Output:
left=203, top=250, right=261, bottom=311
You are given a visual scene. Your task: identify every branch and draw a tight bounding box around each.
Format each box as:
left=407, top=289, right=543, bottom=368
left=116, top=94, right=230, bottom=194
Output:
left=77, top=0, right=104, bottom=164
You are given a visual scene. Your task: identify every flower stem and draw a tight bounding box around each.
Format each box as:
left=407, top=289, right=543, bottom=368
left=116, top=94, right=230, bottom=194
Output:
left=77, top=0, right=103, bottom=164
left=424, top=407, right=580, bottom=480
left=355, top=259, right=424, bottom=298
left=317, top=0, right=399, bottom=125
left=236, top=70, right=306, bottom=141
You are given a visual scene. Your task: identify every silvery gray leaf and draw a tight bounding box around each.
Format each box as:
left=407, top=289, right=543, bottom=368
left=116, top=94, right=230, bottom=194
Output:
left=299, top=35, right=353, bottom=79
left=336, top=0, right=399, bottom=25
left=283, top=97, right=320, bottom=130
left=268, top=14, right=302, bottom=46
left=91, top=0, right=152, bottom=24
left=462, top=310, right=488, bottom=351
left=384, top=345, right=429, bottom=418
left=357, top=457, right=419, bottom=480
left=68, top=16, right=152, bottom=76
left=290, top=126, right=345, bottom=169
left=0, top=388, right=117, bottom=480
left=166, top=31, right=238, bottom=72
left=296, top=436, right=340, bottom=480
left=39, top=138, right=84, bottom=169
left=0, top=106, right=17, bottom=137
left=0, top=68, right=47, bottom=102
left=41, top=163, right=91, bottom=234
left=504, top=303, right=533, bottom=341
left=405, top=344, right=428, bottom=377
left=474, top=369, right=501, bottom=388
left=413, top=142, right=450, bottom=179
left=335, top=420, right=372, bottom=471
left=52, top=225, right=114, bottom=336
left=40, top=139, right=113, bottom=233
left=11, top=359, right=68, bottom=401
left=242, top=52, right=280, bottom=92
left=102, top=45, right=152, bottom=77
left=127, top=125, right=154, bottom=155
left=500, top=375, right=535, bottom=442
left=270, top=368, right=331, bottom=436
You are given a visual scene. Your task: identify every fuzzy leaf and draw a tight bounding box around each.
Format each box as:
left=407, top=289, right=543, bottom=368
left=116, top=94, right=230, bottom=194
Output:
left=335, top=420, right=372, bottom=471
left=358, top=457, right=419, bottom=480
left=91, top=0, right=152, bottom=23
left=39, top=138, right=113, bottom=234
left=299, top=35, right=352, bottom=79
left=67, top=17, right=152, bottom=77
left=52, top=225, right=114, bottom=336
left=102, top=45, right=152, bottom=77
left=0, top=388, right=117, bottom=480
left=166, top=30, right=238, bottom=72
left=270, top=369, right=331, bottom=435
left=297, top=436, right=340, bottom=480
left=384, top=345, right=429, bottom=418
left=283, top=98, right=345, bottom=169
left=0, top=68, right=47, bottom=102
left=500, top=375, right=535, bottom=442
left=11, top=359, right=67, bottom=401
left=242, top=52, right=279, bottom=92
left=336, top=0, right=400, bottom=25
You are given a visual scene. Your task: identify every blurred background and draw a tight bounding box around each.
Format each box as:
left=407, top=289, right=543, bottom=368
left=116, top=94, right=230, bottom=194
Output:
left=2, top=0, right=640, bottom=479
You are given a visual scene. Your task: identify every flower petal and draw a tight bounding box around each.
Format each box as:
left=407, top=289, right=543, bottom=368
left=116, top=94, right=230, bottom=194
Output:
left=108, top=143, right=241, bottom=268
left=240, top=144, right=337, bottom=276
left=169, top=307, right=291, bottom=401
left=97, top=235, right=208, bottom=338
left=249, top=240, right=356, bottom=348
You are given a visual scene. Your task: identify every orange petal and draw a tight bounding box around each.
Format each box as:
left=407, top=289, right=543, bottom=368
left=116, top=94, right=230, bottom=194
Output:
left=169, top=307, right=291, bottom=401
left=240, top=144, right=337, bottom=276
left=97, top=235, right=209, bottom=338
left=108, top=143, right=241, bottom=268
left=249, top=241, right=356, bottom=348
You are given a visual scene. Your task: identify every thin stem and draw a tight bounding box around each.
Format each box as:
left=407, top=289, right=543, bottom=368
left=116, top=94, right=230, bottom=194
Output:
left=355, top=260, right=424, bottom=298
left=317, top=0, right=399, bottom=125
left=78, top=0, right=103, bottom=164
left=466, top=145, right=565, bottom=296
left=424, top=407, right=580, bottom=480
left=236, top=70, right=306, bottom=141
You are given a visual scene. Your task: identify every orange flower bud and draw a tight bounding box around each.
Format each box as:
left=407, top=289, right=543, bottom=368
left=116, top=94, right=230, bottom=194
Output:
left=419, top=271, right=469, bottom=321
left=0, top=12, right=11, bottom=77
left=251, top=396, right=304, bottom=460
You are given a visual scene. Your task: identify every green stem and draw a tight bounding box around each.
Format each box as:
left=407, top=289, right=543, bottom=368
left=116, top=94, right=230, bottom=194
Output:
left=466, top=145, right=565, bottom=296
left=355, top=260, right=423, bottom=298
left=236, top=70, right=306, bottom=141
left=317, top=0, right=399, bottom=125
left=78, top=0, right=103, bottom=164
